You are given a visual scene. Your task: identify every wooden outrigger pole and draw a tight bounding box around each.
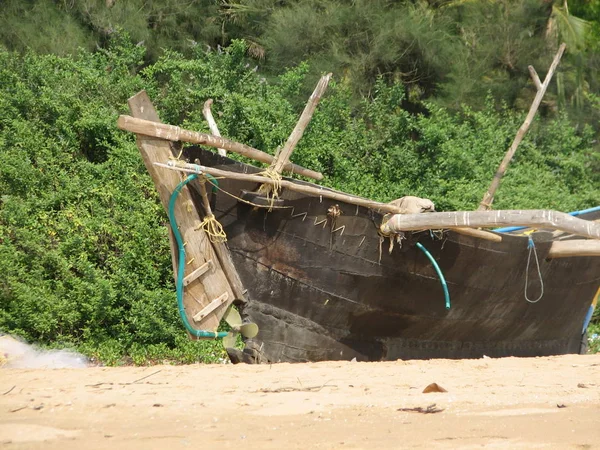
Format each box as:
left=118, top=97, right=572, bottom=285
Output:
left=117, top=115, right=323, bottom=181
left=381, top=209, right=600, bottom=240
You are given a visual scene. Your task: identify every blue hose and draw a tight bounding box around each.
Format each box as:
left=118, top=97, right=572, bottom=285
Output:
left=416, top=242, right=451, bottom=310
left=168, top=174, right=228, bottom=339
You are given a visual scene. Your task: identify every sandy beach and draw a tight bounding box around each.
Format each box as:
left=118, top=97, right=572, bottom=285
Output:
left=1, top=354, right=600, bottom=449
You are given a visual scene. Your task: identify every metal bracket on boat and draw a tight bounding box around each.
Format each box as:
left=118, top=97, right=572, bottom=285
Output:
left=183, top=259, right=213, bottom=286
left=193, top=292, right=229, bottom=323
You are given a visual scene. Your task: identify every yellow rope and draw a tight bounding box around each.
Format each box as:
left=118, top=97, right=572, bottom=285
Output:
left=169, top=148, right=184, bottom=160
left=170, top=161, right=292, bottom=244
left=191, top=175, right=227, bottom=243
left=257, top=167, right=283, bottom=211
left=197, top=214, right=227, bottom=243
left=327, top=204, right=342, bottom=220
left=203, top=176, right=292, bottom=210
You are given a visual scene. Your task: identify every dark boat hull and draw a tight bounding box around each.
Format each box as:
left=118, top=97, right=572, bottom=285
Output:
left=188, top=148, right=599, bottom=362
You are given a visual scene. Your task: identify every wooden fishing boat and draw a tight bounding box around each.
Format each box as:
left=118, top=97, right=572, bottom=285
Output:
left=174, top=148, right=600, bottom=362
left=117, top=44, right=600, bottom=363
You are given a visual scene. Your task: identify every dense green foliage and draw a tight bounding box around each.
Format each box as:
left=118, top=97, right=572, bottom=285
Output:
left=0, top=35, right=598, bottom=364
left=1, top=1, right=600, bottom=123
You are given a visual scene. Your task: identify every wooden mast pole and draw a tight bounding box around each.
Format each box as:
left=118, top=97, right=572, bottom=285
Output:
left=478, top=43, right=566, bottom=211
left=271, top=73, right=332, bottom=174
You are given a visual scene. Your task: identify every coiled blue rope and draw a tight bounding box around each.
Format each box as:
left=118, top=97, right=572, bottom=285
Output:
left=416, top=242, right=451, bottom=310
left=168, top=174, right=227, bottom=339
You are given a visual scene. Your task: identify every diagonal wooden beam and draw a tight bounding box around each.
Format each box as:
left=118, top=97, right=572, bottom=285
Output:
left=117, top=115, right=323, bottom=181
left=271, top=73, right=332, bottom=175
left=478, top=43, right=566, bottom=211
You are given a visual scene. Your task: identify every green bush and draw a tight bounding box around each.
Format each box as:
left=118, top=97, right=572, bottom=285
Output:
left=586, top=323, right=600, bottom=354
left=0, top=36, right=598, bottom=364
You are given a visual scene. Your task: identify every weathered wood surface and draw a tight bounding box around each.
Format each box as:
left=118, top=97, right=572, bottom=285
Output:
left=382, top=209, right=600, bottom=240
left=478, top=43, right=566, bottom=211
left=528, top=65, right=542, bottom=91
left=548, top=240, right=600, bottom=258
left=117, top=115, right=323, bottom=181
left=272, top=73, right=332, bottom=174
left=193, top=177, right=247, bottom=302
left=202, top=99, right=226, bottom=157
left=128, top=91, right=236, bottom=333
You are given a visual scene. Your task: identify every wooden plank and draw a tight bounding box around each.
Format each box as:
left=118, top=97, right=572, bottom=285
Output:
left=548, top=240, right=600, bottom=258
left=191, top=177, right=247, bottom=302
left=381, top=209, right=600, bottom=240
left=117, top=115, right=323, bottom=181
left=183, top=260, right=212, bottom=286
left=128, top=90, right=235, bottom=333
left=193, top=293, right=229, bottom=322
